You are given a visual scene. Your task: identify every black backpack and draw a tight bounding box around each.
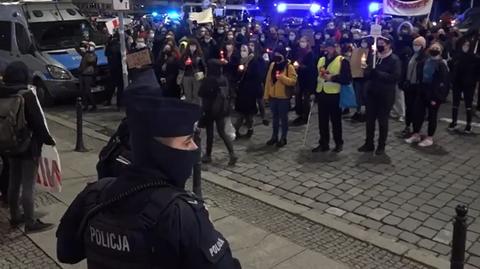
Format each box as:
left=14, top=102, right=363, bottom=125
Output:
left=0, top=90, right=31, bottom=155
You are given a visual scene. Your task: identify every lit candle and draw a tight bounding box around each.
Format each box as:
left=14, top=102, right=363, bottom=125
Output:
left=185, top=57, right=192, bottom=66
left=275, top=70, right=280, bottom=78
left=293, top=61, right=299, bottom=68
left=238, top=64, right=245, bottom=71
left=361, top=53, right=367, bottom=65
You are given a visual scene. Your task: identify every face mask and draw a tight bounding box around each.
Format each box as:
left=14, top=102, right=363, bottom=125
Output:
left=189, top=46, right=196, bottom=53
left=226, top=46, right=233, bottom=52
left=260, top=37, right=266, bottom=42
left=127, top=38, right=133, bottom=45
left=273, top=55, right=283, bottom=63
left=315, top=35, right=321, bottom=40
left=241, top=51, right=249, bottom=58
left=88, top=46, right=95, bottom=52
left=151, top=140, right=199, bottom=187
left=413, top=45, right=422, bottom=52
left=289, top=35, right=295, bottom=41
left=439, top=34, right=446, bottom=41
left=324, top=34, right=331, bottom=39
left=263, top=53, right=269, bottom=62
left=227, top=35, right=234, bottom=40
left=136, top=42, right=146, bottom=49
left=377, top=45, right=385, bottom=53
left=463, top=46, right=470, bottom=53
left=345, top=52, right=352, bottom=57
left=299, top=42, right=307, bottom=49
left=361, top=42, right=368, bottom=48
left=430, top=50, right=440, bottom=57
left=218, top=29, right=224, bottom=34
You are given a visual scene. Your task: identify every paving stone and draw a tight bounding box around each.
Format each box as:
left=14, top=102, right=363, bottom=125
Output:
left=424, top=217, right=447, bottom=230
left=315, top=192, right=335, bottom=203
left=302, top=181, right=318, bottom=188
left=361, top=219, right=383, bottom=230
left=342, top=212, right=366, bottom=224
left=317, top=182, right=335, bottom=190
left=364, top=201, right=380, bottom=208
left=310, top=202, right=329, bottom=212
left=380, top=202, right=399, bottom=211
left=433, top=229, right=452, bottom=245
left=304, top=188, right=324, bottom=199
left=419, top=204, right=437, bottom=214
left=325, top=207, right=346, bottom=217
left=346, top=187, right=363, bottom=196
left=383, top=215, right=402, bottom=225
left=367, top=208, right=391, bottom=221
left=410, top=211, right=429, bottom=221
left=328, top=198, right=344, bottom=207
left=353, top=206, right=372, bottom=216
left=469, top=242, right=480, bottom=256
left=392, top=209, right=409, bottom=218
left=399, top=231, right=421, bottom=244
left=398, top=218, right=422, bottom=231
left=418, top=239, right=436, bottom=249
left=327, top=188, right=343, bottom=197
left=432, top=243, right=451, bottom=255
left=467, top=255, right=480, bottom=268
left=291, top=185, right=308, bottom=195
left=379, top=225, right=402, bottom=237
left=415, top=226, right=437, bottom=239
left=353, top=194, right=370, bottom=202
left=339, top=200, right=362, bottom=212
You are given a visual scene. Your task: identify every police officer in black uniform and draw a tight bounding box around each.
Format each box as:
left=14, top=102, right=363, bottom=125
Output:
left=56, top=93, right=241, bottom=269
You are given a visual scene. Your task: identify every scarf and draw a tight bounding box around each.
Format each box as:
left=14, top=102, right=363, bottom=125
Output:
left=423, top=57, right=441, bottom=84
left=271, top=61, right=287, bottom=84
left=296, top=48, right=310, bottom=63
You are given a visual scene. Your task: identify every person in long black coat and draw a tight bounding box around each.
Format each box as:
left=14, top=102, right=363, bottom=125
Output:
left=234, top=44, right=265, bottom=139
left=292, top=36, right=318, bottom=126
left=155, top=43, right=181, bottom=98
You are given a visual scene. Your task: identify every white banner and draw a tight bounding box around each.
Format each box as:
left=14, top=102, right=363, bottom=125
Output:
left=189, top=8, right=213, bottom=24
left=383, top=0, right=433, bottom=16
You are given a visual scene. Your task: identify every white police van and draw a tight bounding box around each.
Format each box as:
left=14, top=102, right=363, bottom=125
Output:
left=0, top=0, right=109, bottom=106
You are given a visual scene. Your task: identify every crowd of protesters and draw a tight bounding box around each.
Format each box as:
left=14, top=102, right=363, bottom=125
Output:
left=98, top=14, right=480, bottom=162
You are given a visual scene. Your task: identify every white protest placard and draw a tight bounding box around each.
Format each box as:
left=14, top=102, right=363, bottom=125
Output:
left=383, top=0, right=433, bottom=16
left=113, top=0, right=130, bottom=11
left=370, top=24, right=382, bottom=37
left=189, top=8, right=214, bottom=24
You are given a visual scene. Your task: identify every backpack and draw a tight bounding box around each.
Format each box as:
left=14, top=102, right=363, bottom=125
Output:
left=0, top=92, right=31, bottom=155
left=211, top=77, right=230, bottom=117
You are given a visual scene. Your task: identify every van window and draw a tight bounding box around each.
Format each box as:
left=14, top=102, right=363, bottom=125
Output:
left=0, top=22, right=11, bottom=51
left=15, top=23, right=31, bottom=54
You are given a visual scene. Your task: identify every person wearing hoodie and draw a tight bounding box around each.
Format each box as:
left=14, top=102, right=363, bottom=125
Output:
left=198, top=60, right=237, bottom=166
left=358, top=35, right=402, bottom=155
left=264, top=47, right=298, bottom=147
left=448, top=39, right=479, bottom=133
left=402, top=36, right=427, bottom=137
left=234, top=44, right=264, bottom=139
left=312, top=39, right=352, bottom=153
left=292, top=36, right=318, bottom=126
left=405, top=43, right=450, bottom=147
left=0, top=61, right=56, bottom=233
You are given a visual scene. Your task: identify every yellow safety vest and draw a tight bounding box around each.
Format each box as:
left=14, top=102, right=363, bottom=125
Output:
left=316, top=55, right=343, bottom=94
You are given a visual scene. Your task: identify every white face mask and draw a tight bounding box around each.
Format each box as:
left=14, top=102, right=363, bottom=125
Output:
left=361, top=42, right=368, bottom=48
left=189, top=46, right=196, bottom=53
left=149, top=33, right=155, bottom=39
left=315, top=35, right=321, bottom=40
left=299, top=42, right=307, bottom=49
left=240, top=51, right=249, bottom=58
left=463, top=46, right=470, bottom=53
left=289, top=35, right=295, bottom=41
left=324, top=34, right=331, bottom=39
left=136, top=42, right=146, bottom=49
left=260, top=37, right=265, bottom=42
left=413, top=45, right=422, bottom=52
left=262, top=53, right=269, bottom=62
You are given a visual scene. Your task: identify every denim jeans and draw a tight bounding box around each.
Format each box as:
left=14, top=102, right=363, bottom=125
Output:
left=270, top=98, right=290, bottom=140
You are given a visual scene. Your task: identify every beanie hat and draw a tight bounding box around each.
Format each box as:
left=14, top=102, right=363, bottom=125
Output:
left=413, top=36, right=426, bottom=48
left=274, top=47, right=287, bottom=57
left=3, top=61, right=29, bottom=85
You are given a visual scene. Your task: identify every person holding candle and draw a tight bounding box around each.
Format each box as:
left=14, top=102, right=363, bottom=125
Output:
left=234, top=45, right=264, bottom=139
left=292, top=36, right=317, bottom=126
left=350, top=37, right=372, bottom=122
left=263, top=47, right=298, bottom=147
left=178, top=39, right=207, bottom=105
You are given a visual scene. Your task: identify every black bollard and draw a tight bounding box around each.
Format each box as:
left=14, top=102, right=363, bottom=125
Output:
left=192, top=128, right=202, bottom=198
left=74, top=97, right=88, bottom=152
left=451, top=205, right=468, bottom=269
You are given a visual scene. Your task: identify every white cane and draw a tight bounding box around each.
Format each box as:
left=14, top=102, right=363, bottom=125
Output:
left=303, top=97, right=316, bottom=147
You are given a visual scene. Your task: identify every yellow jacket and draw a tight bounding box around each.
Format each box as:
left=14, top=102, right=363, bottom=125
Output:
left=264, top=62, right=297, bottom=100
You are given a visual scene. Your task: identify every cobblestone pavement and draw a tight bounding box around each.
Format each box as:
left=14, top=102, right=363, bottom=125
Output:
left=0, top=193, right=62, bottom=269
left=47, top=102, right=480, bottom=268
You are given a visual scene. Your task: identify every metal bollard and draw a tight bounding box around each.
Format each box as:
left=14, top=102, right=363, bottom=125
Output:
left=192, top=128, right=202, bottom=198
left=451, top=205, right=468, bottom=269
left=74, top=97, right=88, bottom=152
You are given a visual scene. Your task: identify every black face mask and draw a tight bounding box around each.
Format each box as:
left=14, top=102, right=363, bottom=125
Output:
left=429, top=50, right=440, bottom=57
left=150, top=139, right=199, bottom=188
left=377, top=45, right=385, bottom=53
left=439, top=34, right=447, bottom=41
left=273, top=55, right=283, bottom=63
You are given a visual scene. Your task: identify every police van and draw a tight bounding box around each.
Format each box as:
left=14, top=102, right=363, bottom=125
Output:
left=0, top=0, right=109, bottom=106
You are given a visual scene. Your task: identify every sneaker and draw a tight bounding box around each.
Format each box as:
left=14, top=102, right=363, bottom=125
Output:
left=465, top=125, right=472, bottom=134
left=401, top=127, right=411, bottom=138
left=358, top=144, right=374, bottom=152
left=228, top=155, right=238, bottom=166
left=332, top=145, right=343, bottom=153
left=245, top=129, right=254, bottom=139
left=405, top=133, right=421, bottom=144
left=201, top=155, right=212, bottom=164
left=398, top=116, right=405, bottom=122
left=448, top=122, right=457, bottom=131
left=266, top=138, right=278, bottom=146
left=262, top=119, right=270, bottom=126
left=312, top=145, right=329, bottom=153
left=276, top=138, right=287, bottom=148
left=25, top=219, right=54, bottom=234
left=418, top=137, right=433, bottom=147
left=375, top=146, right=385, bottom=155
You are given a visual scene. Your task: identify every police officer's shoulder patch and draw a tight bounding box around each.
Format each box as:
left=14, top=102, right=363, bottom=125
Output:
left=200, top=230, right=229, bottom=264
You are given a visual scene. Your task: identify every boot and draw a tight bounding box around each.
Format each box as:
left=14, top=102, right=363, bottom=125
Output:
left=276, top=138, right=287, bottom=148
left=201, top=155, right=212, bottom=164
left=25, top=219, right=54, bottom=234
left=358, top=143, right=374, bottom=152
left=266, top=138, right=278, bottom=146
left=245, top=129, right=254, bottom=139
left=228, top=154, right=238, bottom=166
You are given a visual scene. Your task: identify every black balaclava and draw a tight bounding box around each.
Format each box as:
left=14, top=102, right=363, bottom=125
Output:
left=126, top=96, right=201, bottom=188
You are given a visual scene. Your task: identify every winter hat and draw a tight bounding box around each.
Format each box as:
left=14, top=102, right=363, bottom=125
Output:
left=274, top=47, right=287, bottom=57
left=430, top=42, right=443, bottom=52
left=324, top=38, right=336, bottom=48
left=3, top=61, right=29, bottom=84
left=413, top=36, right=426, bottom=49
